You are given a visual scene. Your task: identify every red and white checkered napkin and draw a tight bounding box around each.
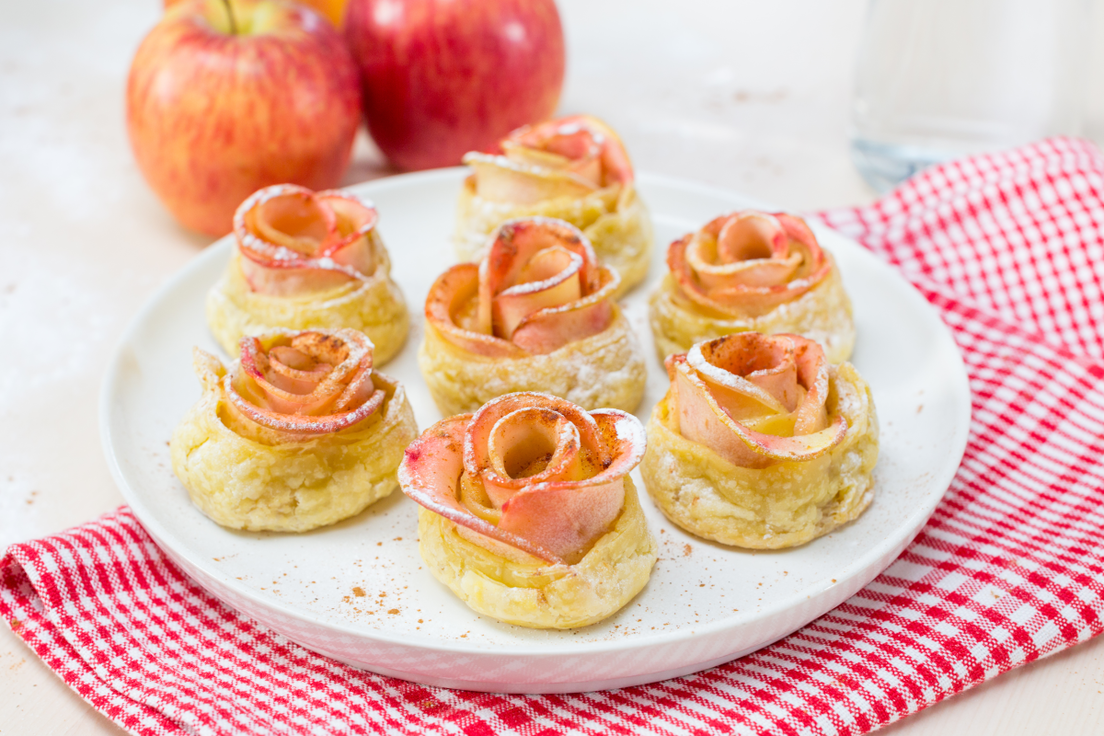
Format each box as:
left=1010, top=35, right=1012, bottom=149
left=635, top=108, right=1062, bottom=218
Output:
left=5, top=138, right=1104, bottom=736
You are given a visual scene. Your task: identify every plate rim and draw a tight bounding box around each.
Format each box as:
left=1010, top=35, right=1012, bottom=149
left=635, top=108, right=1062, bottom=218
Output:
left=99, top=167, right=973, bottom=661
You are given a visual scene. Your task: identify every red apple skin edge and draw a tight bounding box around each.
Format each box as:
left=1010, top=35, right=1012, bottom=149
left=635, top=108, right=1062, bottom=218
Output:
left=344, top=0, right=566, bottom=172
left=127, top=0, right=362, bottom=236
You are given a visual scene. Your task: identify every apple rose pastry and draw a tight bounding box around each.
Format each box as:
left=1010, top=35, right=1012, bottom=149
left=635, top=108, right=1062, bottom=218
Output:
left=649, top=211, right=855, bottom=363
left=641, top=333, right=878, bottom=549
left=207, top=184, right=409, bottom=365
left=170, top=328, right=417, bottom=532
left=419, top=217, right=646, bottom=416
left=399, top=392, right=656, bottom=629
left=456, top=115, right=653, bottom=296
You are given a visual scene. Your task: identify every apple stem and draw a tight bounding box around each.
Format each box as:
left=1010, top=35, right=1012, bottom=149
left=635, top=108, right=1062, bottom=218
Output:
left=221, top=0, right=238, bottom=35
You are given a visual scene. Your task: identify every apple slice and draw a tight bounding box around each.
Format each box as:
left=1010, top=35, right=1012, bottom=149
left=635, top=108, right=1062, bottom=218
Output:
left=234, top=184, right=380, bottom=297
left=225, top=329, right=384, bottom=437
left=426, top=217, right=617, bottom=357
left=668, top=211, right=831, bottom=317
left=670, top=334, right=846, bottom=468
left=399, top=393, right=646, bottom=564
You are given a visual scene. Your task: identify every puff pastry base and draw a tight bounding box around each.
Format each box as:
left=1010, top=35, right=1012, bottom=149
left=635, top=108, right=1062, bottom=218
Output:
left=641, top=362, right=878, bottom=549
left=648, top=258, right=855, bottom=363
left=170, top=372, right=418, bottom=533
left=418, top=477, right=656, bottom=629
left=455, top=182, right=654, bottom=297
left=207, top=253, right=409, bottom=365
left=418, top=306, right=647, bottom=416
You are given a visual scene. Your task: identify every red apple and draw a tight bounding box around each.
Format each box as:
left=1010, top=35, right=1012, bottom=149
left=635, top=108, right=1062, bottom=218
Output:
left=127, top=0, right=362, bottom=236
left=344, top=0, right=565, bottom=171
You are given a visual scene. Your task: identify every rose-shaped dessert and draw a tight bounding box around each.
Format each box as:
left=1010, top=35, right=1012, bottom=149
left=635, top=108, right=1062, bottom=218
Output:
left=170, top=328, right=417, bottom=532
left=419, top=217, right=646, bottom=416
left=641, top=333, right=878, bottom=549
left=207, top=184, right=409, bottom=365
left=649, top=211, right=855, bottom=363
left=400, top=392, right=656, bottom=629
left=455, top=115, right=653, bottom=297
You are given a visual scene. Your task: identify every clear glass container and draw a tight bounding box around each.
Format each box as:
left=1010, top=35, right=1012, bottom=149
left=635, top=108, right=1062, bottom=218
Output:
left=850, top=0, right=1088, bottom=192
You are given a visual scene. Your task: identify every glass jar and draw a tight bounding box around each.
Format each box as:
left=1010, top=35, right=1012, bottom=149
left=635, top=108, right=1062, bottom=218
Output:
left=850, top=0, right=1088, bottom=192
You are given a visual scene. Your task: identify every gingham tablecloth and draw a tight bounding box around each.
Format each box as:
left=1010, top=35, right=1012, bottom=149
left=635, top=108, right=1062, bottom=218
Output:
left=4, top=138, right=1104, bottom=735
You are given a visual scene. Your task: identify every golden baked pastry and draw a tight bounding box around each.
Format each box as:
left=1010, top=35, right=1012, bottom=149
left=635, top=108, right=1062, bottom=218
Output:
left=170, top=328, right=417, bottom=532
left=399, top=392, right=656, bottom=629
left=649, top=211, right=855, bottom=363
left=456, top=115, right=653, bottom=296
left=207, top=184, right=409, bottom=365
left=641, top=333, right=878, bottom=549
left=419, top=217, right=646, bottom=416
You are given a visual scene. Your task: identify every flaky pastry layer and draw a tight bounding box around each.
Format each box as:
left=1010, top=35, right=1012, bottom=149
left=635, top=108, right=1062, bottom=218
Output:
left=455, top=180, right=653, bottom=297
left=418, top=477, right=656, bottom=629
left=207, top=252, right=409, bottom=365
left=170, top=372, right=418, bottom=532
left=648, top=257, right=855, bottom=364
left=418, top=306, right=647, bottom=416
left=641, top=362, right=878, bottom=548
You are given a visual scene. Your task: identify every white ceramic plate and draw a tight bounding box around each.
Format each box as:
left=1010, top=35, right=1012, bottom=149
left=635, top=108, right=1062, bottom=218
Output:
left=101, top=169, right=970, bottom=693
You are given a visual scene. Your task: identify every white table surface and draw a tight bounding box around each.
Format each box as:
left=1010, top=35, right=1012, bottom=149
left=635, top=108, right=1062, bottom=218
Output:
left=3, top=0, right=1104, bottom=733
